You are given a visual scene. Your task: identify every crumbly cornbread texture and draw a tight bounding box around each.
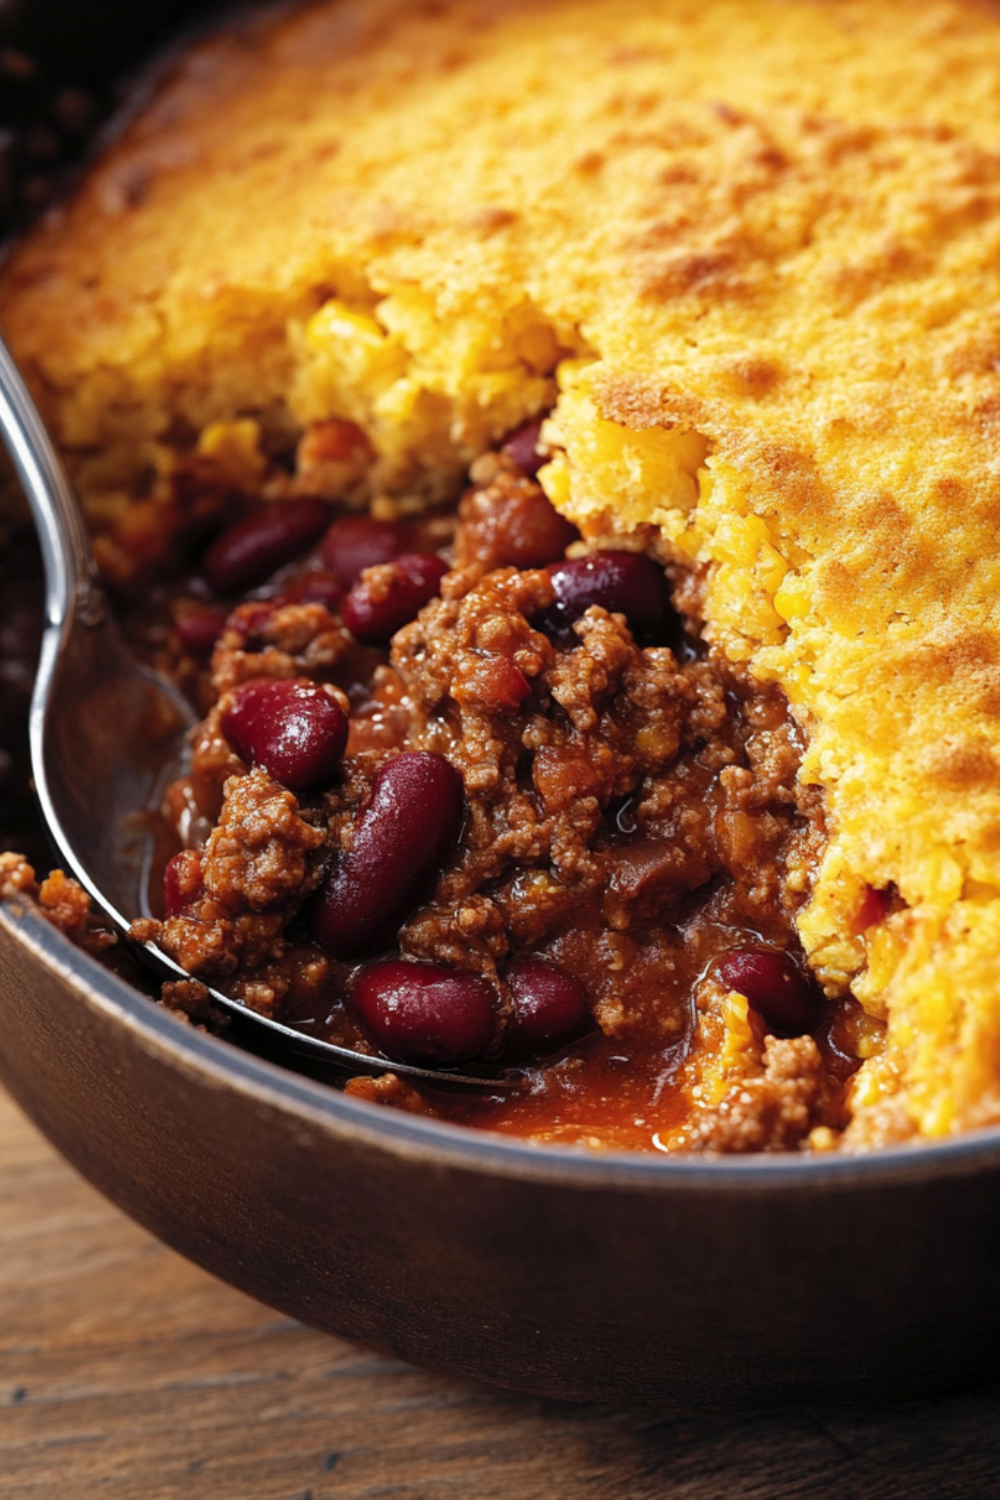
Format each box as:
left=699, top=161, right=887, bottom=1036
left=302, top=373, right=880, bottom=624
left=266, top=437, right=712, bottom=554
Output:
left=6, top=0, right=1000, bottom=1147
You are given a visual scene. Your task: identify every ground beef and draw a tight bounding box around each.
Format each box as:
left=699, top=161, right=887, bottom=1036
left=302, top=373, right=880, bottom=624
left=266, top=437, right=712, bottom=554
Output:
left=118, top=426, right=843, bottom=1154
left=1, top=851, right=117, bottom=958
left=683, top=1037, right=832, bottom=1154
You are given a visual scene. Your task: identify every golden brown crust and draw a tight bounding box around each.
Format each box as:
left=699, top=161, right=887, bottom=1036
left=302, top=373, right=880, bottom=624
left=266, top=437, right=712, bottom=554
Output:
left=8, top=0, right=1000, bottom=1143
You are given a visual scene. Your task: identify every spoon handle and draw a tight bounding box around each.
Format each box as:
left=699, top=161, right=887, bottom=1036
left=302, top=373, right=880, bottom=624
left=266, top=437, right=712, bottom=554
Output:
left=0, top=331, right=168, bottom=920
left=0, top=333, right=100, bottom=631
left=0, top=335, right=511, bottom=1091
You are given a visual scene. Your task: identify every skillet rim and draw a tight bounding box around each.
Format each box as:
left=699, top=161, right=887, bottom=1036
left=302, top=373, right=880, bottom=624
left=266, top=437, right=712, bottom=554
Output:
left=5, top=895, right=1000, bottom=1194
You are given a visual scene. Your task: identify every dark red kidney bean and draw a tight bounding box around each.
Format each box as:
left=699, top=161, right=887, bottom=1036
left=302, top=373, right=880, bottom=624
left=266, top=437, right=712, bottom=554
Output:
left=342, top=552, right=448, bottom=645
left=283, top=568, right=344, bottom=611
left=220, top=677, right=348, bottom=792
left=163, top=849, right=203, bottom=919
left=503, top=958, right=594, bottom=1061
left=349, top=959, right=498, bottom=1066
left=501, top=418, right=546, bottom=477
left=204, top=499, right=333, bottom=594
left=544, top=551, right=677, bottom=646
left=308, top=751, right=465, bottom=959
left=175, top=602, right=228, bottom=657
left=321, top=514, right=411, bottom=588
left=716, top=948, right=822, bottom=1037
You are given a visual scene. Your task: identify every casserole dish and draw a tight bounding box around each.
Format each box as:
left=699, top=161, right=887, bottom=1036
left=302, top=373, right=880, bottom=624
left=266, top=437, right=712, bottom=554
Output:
left=4, top=0, right=1000, bottom=1407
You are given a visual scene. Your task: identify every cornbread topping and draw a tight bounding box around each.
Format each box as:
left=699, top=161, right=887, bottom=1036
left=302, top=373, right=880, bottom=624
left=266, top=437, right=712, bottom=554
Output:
left=5, top=0, right=1000, bottom=1149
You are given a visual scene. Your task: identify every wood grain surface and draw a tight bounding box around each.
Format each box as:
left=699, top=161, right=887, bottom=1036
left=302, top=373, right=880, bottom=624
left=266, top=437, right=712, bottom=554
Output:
left=2, top=1082, right=1000, bottom=1500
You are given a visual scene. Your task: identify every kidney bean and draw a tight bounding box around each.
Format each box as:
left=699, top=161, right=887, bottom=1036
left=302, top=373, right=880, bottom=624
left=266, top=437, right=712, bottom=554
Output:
left=503, top=958, right=594, bottom=1061
left=716, top=947, right=822, bottom=1037
left=501, top=418, right=547, bottom=477
left=342, top=553, right=449, bottom=644
left=163, top=849, right=203, bottom=919
left=204, top=498, right=333, bottom=595
left=349, top=959, right=498, bottom=1066
left=544, top=551, right=677, bottom=646
left=321, top=514, right=411, bottom=588
left=220, top=677, right=349, bottom=792
left=175, top=602, right=228, bottom=657
left=308, top=751, right=465, bottom=959
left=283, top=568, right=344, bottom=611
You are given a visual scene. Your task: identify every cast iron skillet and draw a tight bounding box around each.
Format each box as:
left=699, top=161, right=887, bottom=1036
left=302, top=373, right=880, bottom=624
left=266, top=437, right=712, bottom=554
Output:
left=3, top=0, right=1000, bottom=1410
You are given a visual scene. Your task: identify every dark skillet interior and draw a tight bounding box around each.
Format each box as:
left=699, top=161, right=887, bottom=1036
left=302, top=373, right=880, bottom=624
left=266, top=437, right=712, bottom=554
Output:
left=0, top=0, right=204, bottom=80
left=4, top=0, right=1000, bottom=1410
left=0, top=0, right=211, bottom=233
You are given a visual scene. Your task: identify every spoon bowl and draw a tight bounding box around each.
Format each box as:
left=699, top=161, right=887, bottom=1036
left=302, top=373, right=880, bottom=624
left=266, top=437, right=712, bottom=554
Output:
left=0, top=333, right=507, bottom=1089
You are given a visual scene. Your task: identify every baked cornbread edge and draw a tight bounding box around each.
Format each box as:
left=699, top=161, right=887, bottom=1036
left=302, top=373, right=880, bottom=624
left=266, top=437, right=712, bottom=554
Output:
left=6, top=0, right=1000, bottom=1148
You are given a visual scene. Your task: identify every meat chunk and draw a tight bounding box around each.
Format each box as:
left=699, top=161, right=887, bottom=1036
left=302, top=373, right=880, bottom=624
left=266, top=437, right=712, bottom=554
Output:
left=686, top=1036, right=831, bottom=1154
left=148, top=768, right=326, bottom=991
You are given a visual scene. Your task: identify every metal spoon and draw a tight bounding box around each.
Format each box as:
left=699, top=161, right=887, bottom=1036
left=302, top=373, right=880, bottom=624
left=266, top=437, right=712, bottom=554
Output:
left=0, top=333, right=508, bottom=1088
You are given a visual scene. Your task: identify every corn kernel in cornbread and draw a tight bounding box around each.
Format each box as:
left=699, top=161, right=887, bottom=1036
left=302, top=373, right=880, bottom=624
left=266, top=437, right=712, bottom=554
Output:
left=8, top=0, right=1000, bottom=1147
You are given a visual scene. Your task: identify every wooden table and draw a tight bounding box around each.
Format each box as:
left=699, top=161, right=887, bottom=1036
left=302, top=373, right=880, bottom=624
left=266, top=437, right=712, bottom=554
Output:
left=3, top=1082, right=1000, bottom=1500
